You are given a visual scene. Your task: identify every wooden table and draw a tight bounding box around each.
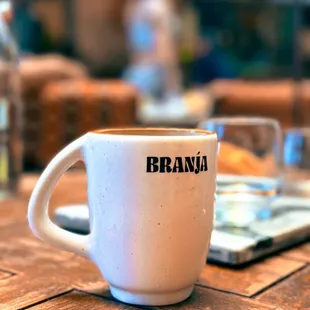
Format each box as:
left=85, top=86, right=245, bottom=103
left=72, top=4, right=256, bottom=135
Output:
left=0, top=173, right=309, bottom=310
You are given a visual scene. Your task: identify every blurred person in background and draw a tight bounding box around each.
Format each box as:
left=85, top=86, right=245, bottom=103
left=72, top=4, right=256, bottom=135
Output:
left=10, top=0, right=52, bottom=54
left=190, top=35, right=237, bottom=85
left=123, top=0, right=182, bottom=101
left=190, top=1, right=272, bottom=83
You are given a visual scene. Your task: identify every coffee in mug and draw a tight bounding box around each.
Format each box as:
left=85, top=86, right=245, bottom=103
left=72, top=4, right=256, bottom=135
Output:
left=28, top=128, right=218, bottom=306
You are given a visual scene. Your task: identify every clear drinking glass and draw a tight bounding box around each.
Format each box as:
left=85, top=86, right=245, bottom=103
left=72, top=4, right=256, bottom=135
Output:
left=282, top=128, right=310, bottom=197
left=199, top=117, right=282, bottom=226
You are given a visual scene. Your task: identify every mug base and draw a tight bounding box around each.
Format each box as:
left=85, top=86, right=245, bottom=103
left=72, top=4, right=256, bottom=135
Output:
left=110, top=285, right=194, bottom=306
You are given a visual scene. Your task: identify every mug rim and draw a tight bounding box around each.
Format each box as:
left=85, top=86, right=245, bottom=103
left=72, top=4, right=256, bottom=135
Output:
left=91, top=127, right=217, bottom=138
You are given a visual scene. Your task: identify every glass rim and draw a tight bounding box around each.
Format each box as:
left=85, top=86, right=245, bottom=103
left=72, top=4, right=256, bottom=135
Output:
left=199, top=116, right=280, bottom=127
left=284, top=127, right=310, bottom=136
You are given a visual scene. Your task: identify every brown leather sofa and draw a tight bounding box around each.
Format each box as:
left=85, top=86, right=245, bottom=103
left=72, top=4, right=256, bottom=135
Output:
left=209, top=79, right=310, bottom=129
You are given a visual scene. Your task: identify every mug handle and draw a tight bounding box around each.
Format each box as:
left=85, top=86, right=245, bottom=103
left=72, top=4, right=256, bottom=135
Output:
left=28, top=136, right=90, bottom=258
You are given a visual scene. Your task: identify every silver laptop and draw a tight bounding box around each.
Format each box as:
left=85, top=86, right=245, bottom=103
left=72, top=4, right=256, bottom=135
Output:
left=54, top=196, right=310, bottom=266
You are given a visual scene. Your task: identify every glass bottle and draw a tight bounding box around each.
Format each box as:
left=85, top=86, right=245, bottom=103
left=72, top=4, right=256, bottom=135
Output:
left=0, top=0, right=22, bottom=198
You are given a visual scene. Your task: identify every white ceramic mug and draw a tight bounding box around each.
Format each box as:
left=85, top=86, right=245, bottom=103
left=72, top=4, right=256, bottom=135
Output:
left=28, top=128, right=218, bottom=306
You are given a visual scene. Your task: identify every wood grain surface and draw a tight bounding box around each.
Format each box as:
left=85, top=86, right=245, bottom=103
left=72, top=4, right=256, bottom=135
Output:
left=0, top=224, right=74, bottom=272
left=257, top=266, right=310, bottom=310
left=0, top=199, right=27, bottom=228
left=0, top=270, right=12, bottom=280
left=281, top=243, right=310, bottom=263
left=197, top=256, right=305, bottom=296
left=44, top=286, right=281, bottom=310
left=28, top=291, right=136, bottom=310
left=152, top=287, right=281, bottom=310
left=0, top=173, right=308, bottom=310
left=0, top=270, right=71, bottom=310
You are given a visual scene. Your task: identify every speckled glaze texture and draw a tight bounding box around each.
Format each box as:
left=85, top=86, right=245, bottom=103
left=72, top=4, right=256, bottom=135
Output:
left=83, top=131, right=218, bottom=305
left=28, top=128, right=218, bottom=306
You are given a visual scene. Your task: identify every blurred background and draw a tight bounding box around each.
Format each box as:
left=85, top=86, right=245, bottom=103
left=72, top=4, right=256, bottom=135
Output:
left=3, top=0, right=310, bottom=173
left=11, top=0, right=307, bottom=79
